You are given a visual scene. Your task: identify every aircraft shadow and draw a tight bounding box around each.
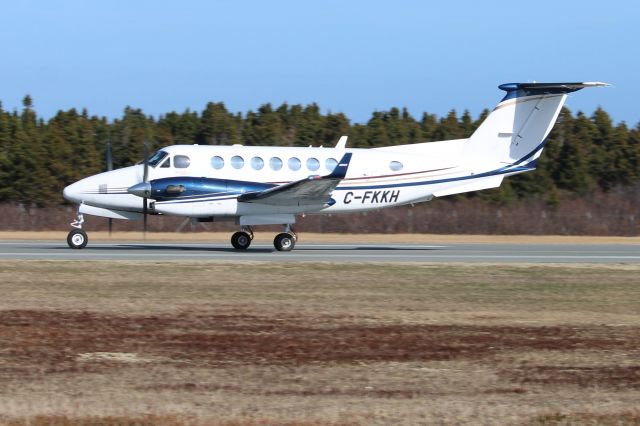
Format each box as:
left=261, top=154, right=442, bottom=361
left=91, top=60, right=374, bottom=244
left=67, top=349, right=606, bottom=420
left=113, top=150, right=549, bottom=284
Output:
left=51, top=244, right=273, bottom=253
left=51, top=244, right=443, bottom=252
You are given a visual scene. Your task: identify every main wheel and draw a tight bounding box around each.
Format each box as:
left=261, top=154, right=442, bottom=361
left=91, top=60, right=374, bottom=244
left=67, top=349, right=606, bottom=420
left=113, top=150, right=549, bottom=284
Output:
left=67, top=229, right=88, bottom=249
left=274, top=233, right=295, bottom=252
left=231, top=231, right=251, bottom=250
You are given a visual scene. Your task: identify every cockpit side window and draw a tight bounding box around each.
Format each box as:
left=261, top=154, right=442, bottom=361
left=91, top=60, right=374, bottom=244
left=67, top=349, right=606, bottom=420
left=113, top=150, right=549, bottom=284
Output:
left=160, top=157, right=171, bottom=168
left=147, top=150, right=168, bottom=168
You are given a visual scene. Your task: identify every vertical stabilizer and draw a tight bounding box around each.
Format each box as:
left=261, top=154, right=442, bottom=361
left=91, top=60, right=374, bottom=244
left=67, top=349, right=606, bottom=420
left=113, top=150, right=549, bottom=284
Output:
left=463, top=82, right=608, bottom=167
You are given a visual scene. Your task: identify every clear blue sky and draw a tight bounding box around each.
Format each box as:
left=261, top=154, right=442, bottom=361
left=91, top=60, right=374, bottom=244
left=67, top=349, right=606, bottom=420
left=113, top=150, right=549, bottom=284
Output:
left=1, top=0, right=637, bottom=125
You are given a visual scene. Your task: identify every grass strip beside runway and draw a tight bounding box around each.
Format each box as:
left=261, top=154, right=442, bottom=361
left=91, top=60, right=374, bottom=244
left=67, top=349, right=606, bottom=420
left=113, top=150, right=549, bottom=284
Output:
left=0, top=261, right=639, bottom=425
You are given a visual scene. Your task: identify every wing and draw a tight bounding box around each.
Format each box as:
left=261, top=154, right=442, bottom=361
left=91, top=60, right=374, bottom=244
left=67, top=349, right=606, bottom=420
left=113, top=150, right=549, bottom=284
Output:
left=238, top=153, right=352, bottom=206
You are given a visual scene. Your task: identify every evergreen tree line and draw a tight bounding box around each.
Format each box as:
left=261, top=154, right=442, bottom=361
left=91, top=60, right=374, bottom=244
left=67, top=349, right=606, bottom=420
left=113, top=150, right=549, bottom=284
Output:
left=0, top=96, right=638, bottom=206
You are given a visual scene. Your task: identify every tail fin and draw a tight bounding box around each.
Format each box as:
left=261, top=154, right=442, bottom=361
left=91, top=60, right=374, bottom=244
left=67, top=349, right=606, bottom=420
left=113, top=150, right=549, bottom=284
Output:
left=464, top=82, right=608, bottom=167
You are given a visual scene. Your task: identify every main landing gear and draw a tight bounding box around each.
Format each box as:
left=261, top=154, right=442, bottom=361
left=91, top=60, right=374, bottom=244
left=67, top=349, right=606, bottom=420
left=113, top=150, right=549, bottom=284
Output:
left=231, top=226, right=253, bottom=250
left=230, top=225, right=298, bottom=252
left=67, top=212, right=88, bottom=249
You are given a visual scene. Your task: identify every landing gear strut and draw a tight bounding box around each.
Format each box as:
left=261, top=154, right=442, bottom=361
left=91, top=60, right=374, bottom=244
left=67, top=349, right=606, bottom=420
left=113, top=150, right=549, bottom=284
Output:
left=67, top=212, right=88, bottom=249
left=231, top=226, right=253, bottom=250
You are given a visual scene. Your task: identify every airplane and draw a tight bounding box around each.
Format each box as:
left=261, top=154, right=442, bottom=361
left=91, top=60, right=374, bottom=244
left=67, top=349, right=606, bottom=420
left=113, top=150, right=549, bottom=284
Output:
left=63, top=82, right=608, bottom=251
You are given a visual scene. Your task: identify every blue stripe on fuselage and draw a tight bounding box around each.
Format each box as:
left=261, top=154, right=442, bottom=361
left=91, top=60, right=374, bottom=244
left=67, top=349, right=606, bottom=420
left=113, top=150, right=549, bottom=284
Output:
left=334, top=163, right=534, bottom=191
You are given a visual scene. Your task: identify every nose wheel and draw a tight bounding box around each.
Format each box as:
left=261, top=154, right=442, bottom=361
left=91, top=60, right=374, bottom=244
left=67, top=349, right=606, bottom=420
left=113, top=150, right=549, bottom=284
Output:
left=67, top=211, right=88, bottom=249
left=67, top=229, right=88, bottom=249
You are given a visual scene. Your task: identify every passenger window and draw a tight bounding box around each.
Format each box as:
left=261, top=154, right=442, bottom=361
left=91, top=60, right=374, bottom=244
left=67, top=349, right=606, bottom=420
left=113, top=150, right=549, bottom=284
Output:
left=251, top=156, right=264, bottom=170
left=211, top=156, right=224, bottom=169
left=389, top=161, right=403, bottom=171
left=325, top=158, right=338, bottom=171
left=160, top=157, right=171, bottom=168
left=306, top=158, right=320, bottom=171
left=270, top=157, right=283, bottom=171
left=174, top=155, right=191, bottom=169
left=231, top=155, right=244, bottom=169
left=288, top=157, right=301, bottom=171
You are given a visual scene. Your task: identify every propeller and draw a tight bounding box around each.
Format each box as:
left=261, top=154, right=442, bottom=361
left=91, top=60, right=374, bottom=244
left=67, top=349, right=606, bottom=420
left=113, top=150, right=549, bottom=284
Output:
left=106, top=138, right=113, bottom=236
left=126, top=138, right=153, bottom=238
left=142, top=138, right=149, bottom=237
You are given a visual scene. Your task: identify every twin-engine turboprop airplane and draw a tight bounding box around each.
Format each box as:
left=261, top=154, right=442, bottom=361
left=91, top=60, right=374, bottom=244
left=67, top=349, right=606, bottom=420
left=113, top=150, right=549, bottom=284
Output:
left=63, top=82, right=608, bottom=251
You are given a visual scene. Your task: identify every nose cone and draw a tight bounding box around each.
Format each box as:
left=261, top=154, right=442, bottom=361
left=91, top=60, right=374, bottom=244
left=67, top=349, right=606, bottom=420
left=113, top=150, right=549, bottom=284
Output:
left=63, top=181, right=82, bottom=204
left=128, top=182, right=151, bottom=198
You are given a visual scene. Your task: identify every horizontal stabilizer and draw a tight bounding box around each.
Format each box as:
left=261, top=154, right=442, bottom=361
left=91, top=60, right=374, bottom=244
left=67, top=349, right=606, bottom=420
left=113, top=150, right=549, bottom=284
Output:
left=499, top=82, right=609, bottom=101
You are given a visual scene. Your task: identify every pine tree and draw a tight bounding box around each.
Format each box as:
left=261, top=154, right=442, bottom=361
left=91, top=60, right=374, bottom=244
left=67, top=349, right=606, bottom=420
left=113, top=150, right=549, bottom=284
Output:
left=590, top=108, right=617, bottom=190
left=420, top=113, right=438, bottom=141
left=554, top=113, right=595, bottom=195
left=322, top=112, right=350, bottom=147
left=242, top=104, right=285, bottom=146
left=294, top=104, right=323, bottom=147
left=628, top=124, right=640, bottom=183
left=0, top=106, right=11, bottom=200
left=366, top=112, right=391, bottom=147
left=433, top=110, right=465, bottom=141
left=460, top=110, right=474, bottom=137
left=198, top=102, right=240, bottom=145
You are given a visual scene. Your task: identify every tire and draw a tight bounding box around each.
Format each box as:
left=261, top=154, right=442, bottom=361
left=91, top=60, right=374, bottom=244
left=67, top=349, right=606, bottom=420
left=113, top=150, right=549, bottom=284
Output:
left=274, top=233, right=295, bottom=252
left=67, top=229, right=88, bottom=249
left=231, top=231, right=251, bottom=250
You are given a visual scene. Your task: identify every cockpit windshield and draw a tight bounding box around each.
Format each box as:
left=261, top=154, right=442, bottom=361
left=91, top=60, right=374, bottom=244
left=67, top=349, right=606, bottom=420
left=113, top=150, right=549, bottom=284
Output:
left=146, top=150, right=169, bottom=168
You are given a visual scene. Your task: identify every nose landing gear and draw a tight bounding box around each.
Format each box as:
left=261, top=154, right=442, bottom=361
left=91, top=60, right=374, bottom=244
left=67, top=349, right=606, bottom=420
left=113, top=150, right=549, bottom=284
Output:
left=67, top=212, right=88, bottom=249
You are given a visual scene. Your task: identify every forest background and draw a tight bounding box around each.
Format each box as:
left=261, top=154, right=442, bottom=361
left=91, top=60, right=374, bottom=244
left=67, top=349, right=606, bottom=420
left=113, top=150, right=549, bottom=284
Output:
left=1, top=96, right=638, bottom=235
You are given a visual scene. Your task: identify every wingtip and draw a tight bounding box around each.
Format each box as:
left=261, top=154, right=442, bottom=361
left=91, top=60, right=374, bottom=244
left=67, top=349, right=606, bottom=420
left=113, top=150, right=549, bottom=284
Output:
left=582, top=81, right=611, bottom=87
left=328, top=152, right=352, bottom=179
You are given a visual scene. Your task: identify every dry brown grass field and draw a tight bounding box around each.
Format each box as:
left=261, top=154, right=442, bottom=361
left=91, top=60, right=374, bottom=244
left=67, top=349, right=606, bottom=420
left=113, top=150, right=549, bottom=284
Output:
left=0, top=261, right=639, bottom=425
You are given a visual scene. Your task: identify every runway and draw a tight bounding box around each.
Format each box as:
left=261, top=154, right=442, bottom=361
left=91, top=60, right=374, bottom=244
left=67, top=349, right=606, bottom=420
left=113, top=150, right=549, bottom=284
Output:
left=0, top=240, right=638, bottom=263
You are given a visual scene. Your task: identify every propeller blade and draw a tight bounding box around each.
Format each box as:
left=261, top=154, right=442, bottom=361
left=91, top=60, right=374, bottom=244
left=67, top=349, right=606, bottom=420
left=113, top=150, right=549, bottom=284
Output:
left=143, top=138, right=149, bottom=183
left=142, top=138, right=150, bottom=239
left=106, top=138, right=113, bottom=235
left=143, top=197, right=148, bottom=236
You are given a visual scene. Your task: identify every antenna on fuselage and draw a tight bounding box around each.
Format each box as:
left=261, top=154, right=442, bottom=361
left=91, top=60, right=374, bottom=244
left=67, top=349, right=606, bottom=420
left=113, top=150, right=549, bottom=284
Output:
left=335, top=135, right=348, bottom=149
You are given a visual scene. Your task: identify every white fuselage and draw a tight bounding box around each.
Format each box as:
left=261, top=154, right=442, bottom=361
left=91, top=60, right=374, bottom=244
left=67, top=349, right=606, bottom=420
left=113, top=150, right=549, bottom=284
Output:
left=63, top=139, right=515, bottom=221
left=65, top=84, right=604, bottom=224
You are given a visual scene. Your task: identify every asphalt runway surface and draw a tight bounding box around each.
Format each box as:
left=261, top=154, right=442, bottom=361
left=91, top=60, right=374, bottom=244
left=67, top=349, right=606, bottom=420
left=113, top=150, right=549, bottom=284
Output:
left=0, top=240, right=638, bottom=263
